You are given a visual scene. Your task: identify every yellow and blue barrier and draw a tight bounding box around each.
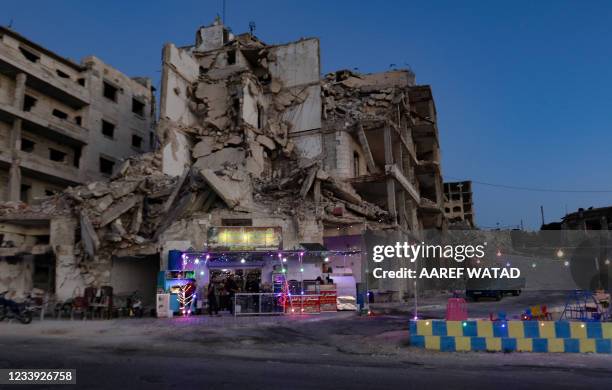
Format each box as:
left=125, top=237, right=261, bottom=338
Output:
left=409, top=320, right=612, bottom=353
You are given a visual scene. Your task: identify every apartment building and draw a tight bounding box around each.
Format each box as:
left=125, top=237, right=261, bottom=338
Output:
left=0, top=27, right=156, bottom=203
left=444, top=180, right=475, bottom=228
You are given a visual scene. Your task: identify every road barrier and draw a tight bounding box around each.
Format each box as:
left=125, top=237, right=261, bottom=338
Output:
left=409, top=320, right=612, bottom=353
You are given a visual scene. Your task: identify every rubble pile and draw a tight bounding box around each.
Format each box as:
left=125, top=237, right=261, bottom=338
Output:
left=322, top=69, right=411, bottom=129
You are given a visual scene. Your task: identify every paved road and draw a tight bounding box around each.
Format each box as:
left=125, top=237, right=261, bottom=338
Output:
left=2, top=337, right=611, bottom=390
left=1, top=313, right=611, bottom=389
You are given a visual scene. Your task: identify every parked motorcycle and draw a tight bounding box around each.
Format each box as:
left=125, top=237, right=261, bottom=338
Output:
left=0, top=291, right=33, bottom=324
left=126, top=290, right=143, bottom=317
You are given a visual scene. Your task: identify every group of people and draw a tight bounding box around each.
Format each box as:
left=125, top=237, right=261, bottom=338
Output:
left=206, top=274, right=262, bottom=315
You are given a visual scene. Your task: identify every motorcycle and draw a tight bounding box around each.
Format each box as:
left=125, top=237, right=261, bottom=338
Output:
left=0, top=291, right=33, bottom=324
left=126, top=290, right=143, bottom=317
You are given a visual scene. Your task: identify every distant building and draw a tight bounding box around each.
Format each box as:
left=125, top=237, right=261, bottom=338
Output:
left=0, top=26, right=156, bottom=203
left=443, top=181, right=475, bottom=228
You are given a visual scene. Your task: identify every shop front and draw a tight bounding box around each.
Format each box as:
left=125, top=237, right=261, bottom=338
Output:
left=156, top=226, right=362, bottom=317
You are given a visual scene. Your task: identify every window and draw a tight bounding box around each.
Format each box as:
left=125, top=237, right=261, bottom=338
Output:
left=131, top=134, right=143, bottom=149
left=56, top=69, right=70, bottom=79
left=19, top=47, right=40, bottom=63
left=132, top=98, right=145, bottom=117
left=101, top=120, right=115, bottom=138
left=23, top=95, right=37, bottom=112
left=20, top=184, right=31, bottom=203
left=99, top=156, right=115, bottom=175
left=52, top=109, right=68, bottom=120
left=353, top=151, right=360, bottom=176
left=227, top=50, right=236, bottom=65
left=74, top=116, right=82, bottom=126
left=149, top=132, right=155, bottom=149
left=21, top=138, right=35, bottom=153
left=49, top=148, right=67, bottom=163
left=77, top=78, right=86, bottom=87
left=103, top=81, right=118, bottom=101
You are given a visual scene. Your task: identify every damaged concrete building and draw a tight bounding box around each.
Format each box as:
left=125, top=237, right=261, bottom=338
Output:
left=0, top=19, right=449, bottom=305
left=0, top=26, right=156, bottom=203
left=443, top=181, right=475, bottom=228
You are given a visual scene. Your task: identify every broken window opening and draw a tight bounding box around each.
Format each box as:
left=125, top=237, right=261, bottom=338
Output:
left=77, top=78, right=86, bottom=87
left=49, top=148, right=67, bottom=163
left=23, top=94, right=37, bottom=112
left=131, top=134, right=143, bottom=149
left=353, top=151, right=360, bottom=177
left=56, top=69, right=70, bottom=79
left=452, top=206, right=461, bottom=212
left=19, top=47, right=40, bottom=63
left=101, top=120, right=115, bottom=139
left=257, top=104, right=264, bottom=129
left=232, top=98, right=240, bottom=126
left=149, top=131, right=155, bottom=149
left=227, top=50, right=236, bottom=65
left=20, top=184, right=31, bottom=203
left=103, top=81, right=118, bottom=102
left=52, top=109, right=68, bottom=120
left=73, top=146, right=81, bottom=168
left=21, top=138, right=35, bottom=153
left=44, top=190, right=54, bottom=197
left=74, top=116, right=82, bottom=126
left=99, top=156, right=115, bottom=175
left=132, top=98, right=145, bottom=117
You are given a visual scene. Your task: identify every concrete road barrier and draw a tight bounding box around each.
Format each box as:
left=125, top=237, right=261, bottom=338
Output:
left=409, top=320, right=612, bottom=353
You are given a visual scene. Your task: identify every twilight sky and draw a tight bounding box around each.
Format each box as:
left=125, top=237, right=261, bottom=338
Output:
left=5, top=0, right=612, bottom=230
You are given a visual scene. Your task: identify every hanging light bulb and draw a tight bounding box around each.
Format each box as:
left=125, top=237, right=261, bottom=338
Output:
left=240, top=258, right=246, bottom=264
left=324, top=257, right=329, bottom=262
left=282, top=257, right=287, bottom=262
left=556, top=249, right=564, bottom=258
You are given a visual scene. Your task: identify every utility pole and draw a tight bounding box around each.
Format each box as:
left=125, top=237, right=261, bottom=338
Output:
left=540, top=205, right=545, bottom=226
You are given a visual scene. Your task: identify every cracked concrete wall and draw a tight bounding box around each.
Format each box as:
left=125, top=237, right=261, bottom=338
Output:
left=0, top=255, right=33, bottom=299
left=267, top=39, right=321, bottom=134
left=160, top=44, right=200, bottom=127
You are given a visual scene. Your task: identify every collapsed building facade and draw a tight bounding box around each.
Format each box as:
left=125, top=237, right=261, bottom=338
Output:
left=0, top=19, right=449, bottom=304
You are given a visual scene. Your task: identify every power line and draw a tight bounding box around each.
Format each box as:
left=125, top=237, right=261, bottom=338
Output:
left=445, top=176, right=612, bottom=193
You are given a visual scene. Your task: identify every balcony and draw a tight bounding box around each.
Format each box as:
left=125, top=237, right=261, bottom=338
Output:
left=0, top=44, right=90, bottom=109
left=0, top=101, right=88, bottom=145
left=18, top=150, right=81, bottom=186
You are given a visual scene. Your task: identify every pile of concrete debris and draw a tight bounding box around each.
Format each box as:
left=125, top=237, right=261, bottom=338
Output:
left=322, top=69, right=411, bottom=128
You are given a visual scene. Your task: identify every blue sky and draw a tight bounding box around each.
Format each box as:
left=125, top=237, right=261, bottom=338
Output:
left=4, top=1, right=612, bottom=230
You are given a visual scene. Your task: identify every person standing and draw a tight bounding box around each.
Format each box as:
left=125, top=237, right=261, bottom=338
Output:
left=207, top=282, right=219, bottom=316
left=225, top=274, right=239, bottom=315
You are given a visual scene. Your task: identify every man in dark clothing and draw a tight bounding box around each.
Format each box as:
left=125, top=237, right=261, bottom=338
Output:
left=207, top=283, right=219, bottom=316
left=224, top=275, right=239, bottom=315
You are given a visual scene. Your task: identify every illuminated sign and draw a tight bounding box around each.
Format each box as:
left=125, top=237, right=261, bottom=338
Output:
left=207, top=227, right=282, bottom=251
